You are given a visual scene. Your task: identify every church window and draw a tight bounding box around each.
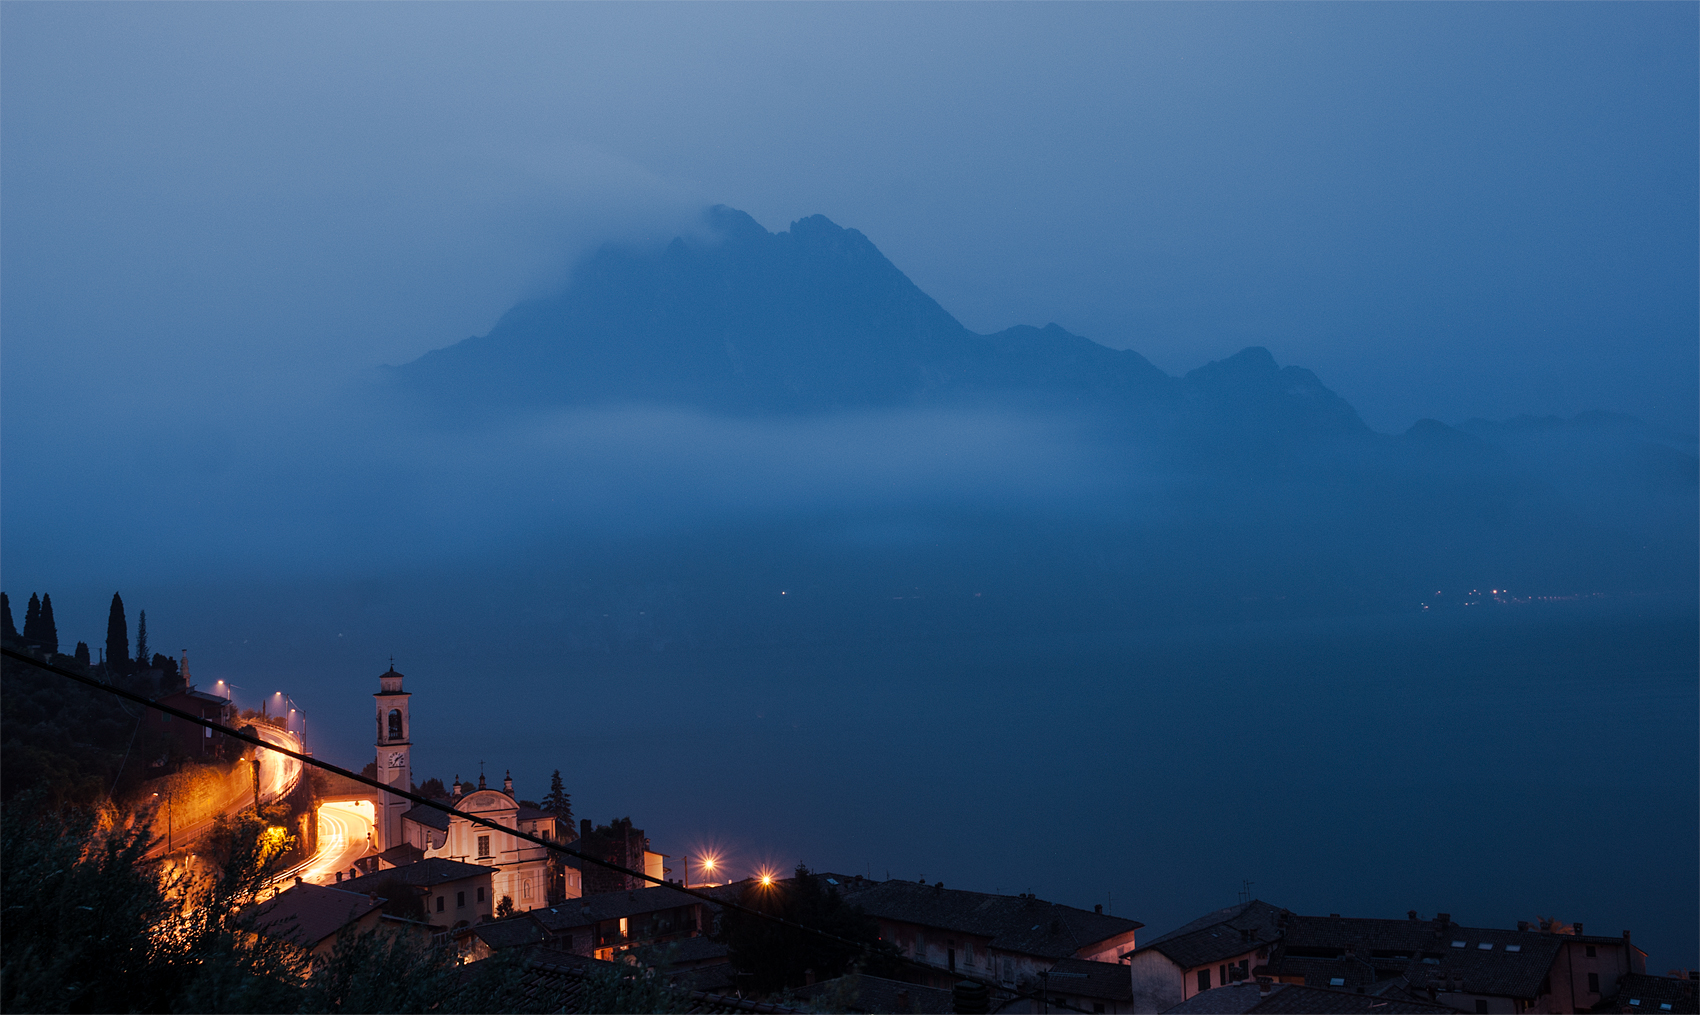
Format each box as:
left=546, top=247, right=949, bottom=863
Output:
left=477, top=835, right=491, bottom=858
left=387, top=709, right=403, bottom=741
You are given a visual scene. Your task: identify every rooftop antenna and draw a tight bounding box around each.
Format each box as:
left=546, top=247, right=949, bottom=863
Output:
left=1238, top=879, right=1254, bottom=905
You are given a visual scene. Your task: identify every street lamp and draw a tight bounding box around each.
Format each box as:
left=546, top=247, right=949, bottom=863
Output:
left=152, top=790, right=172, bottom=852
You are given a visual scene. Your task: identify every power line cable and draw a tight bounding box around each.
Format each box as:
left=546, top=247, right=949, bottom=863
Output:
left=1, top=647, right=1104, bottom=1015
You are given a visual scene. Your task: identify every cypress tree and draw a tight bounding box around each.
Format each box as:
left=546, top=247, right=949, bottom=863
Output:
left=1, top=592, right=15, bottom=641
left=541, top=769, right=572, bottom=822
left=105, top=593, right=129, bottom=674
left=39, top=594, right=58, bottom=655
left=23, top=594, right=41, bottom=644
left=75, top=641, right=91, bottom=666
left=135, top=610, right=149, bottom=667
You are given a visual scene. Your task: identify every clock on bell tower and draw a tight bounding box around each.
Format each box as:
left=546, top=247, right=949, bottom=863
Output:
left=373, top=663, right=412, bottom=852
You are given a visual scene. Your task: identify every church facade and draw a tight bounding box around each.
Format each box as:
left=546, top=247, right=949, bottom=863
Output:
left=375, top=663, right=578, bottom=914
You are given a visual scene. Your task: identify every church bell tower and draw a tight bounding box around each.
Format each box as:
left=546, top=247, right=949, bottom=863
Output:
left=373, top=663, right=412, bottom=852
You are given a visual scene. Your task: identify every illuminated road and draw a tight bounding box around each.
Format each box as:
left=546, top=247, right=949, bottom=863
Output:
left=249, top=724, right=303, bottom=803
left=265, top=801, right=376, bottom=893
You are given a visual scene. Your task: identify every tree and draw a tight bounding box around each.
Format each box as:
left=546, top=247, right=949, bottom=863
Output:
left=38, top=595, right=58, bottom=655
left=1, top=593, right=16, bottom=642
left=74, top=642, right=91, bottom=667
left=105, top=593, right=128, bottom=675
left=151, top=653, right=181, bottom=687
left=541, top=769, right=572, bottom=823
left=135, top=610, right=149, bottom=667
left=23, top=594, right=41, bottom=644
left=718, top=864, right=899, bottom=996
left=495, top=895, right=515, bottom=919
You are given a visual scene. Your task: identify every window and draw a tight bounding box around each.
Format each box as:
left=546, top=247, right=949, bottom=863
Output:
left=477, top=887, right=485, bottom=903
left=436, top=896, right=444, bottom=913
left=477, top=835, right=491, bottom=858
left=1198, top=969, right=1211, bottom=993
left=457, top=891, right=465, bottom=909
left=1220, top=965, right=1228, bottom=985
left=1452, top=940, right=1467, bottom=948
left=1586, top=946, right=1597, bottom=958
left=1589, top=973, right=1600, bottom=994
left=387, top=709, right=403, bottom=740
left=1505, top=945, right=1521, bottom=953
left=1475, top=1002, right=1488, bottom=1014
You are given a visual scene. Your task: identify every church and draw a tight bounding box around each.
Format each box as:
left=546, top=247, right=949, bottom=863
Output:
left=372, top=664, right=579, bottom=913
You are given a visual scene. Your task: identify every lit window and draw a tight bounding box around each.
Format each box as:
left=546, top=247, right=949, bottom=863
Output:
left=477, top=835, right=491, bottom=858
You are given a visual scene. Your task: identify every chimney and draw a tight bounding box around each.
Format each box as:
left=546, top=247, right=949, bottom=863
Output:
left=1095, top=904, right=1103, bottom=914
left=368, top=892, right=381, bottom=905
left=335, top=872, right=343, bottom=883
left=1518, top=921, right=1529, bottom=932
left=295, top=875, right=304, bottom=885
left=1436, top=913, right=1451, bottom=928
left=503, top=770, right=513, bottom=794
left=1409, top=911, right=1419, bottom=921
left=1257, top=977, right=1273, bottom=997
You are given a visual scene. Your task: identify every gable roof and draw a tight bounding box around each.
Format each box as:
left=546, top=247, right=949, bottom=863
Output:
left=1162, top=981, right=1457, bottom=1014
left=791, top=973, right=956, bottom=1014
left=1262, top=915, right=1565, bottom=1000
left=342, top=857, right=493, bottom=891
left=1046, top=957, right=1135, bottom=1002
left=532, top=884, right=704, bottom=930
left=505, top=955, right=805, bottom=1014
left=818, top=878, right=1142, bottom=961
left=247, top=883, right=384, bottom=948
left=465, top=915, right=550, bottom=951
left=1594, top=973, right=1700, bottom=1015
left=1132, top=900, right=1288, bottom=969
left=400, top=803, right=450, bottom=832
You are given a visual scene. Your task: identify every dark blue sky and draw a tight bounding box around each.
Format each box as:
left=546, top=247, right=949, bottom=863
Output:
left=3, top=2, right=1695, bottom=437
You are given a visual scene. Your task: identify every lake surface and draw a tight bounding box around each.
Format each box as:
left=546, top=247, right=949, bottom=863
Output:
left=405, top=598, right=1697, bottom=969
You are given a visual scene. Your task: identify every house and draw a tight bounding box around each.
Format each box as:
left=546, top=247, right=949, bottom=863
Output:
left=573, top=817, right=665, bottom=895
left=1124, top=900, right=1288, bottom=1012
left=805, top=874, right=1141, bottom=1006
left=791, top=973, right=957, bottom=1013
left=1258, top=913, right=1648, bottom=1013
left=456, top=914, right=554, bottom=963
left=1591, top=972, right=1699, bottom=1014
left=1160, top=979, right=1458, bottom=1013
left=246, top=882, right=432, bottom=966
left=531, top=883, right=713, bottom=961
left=155, top=684, right=236, bottom=759
left=502, top=953, right=808, bottom=1014
left=339, top=857, right=495, bottom=928
left=1129, top=904, right=1650, bottom=1015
